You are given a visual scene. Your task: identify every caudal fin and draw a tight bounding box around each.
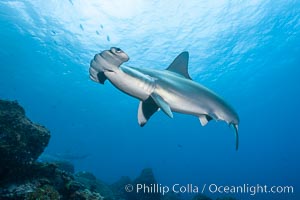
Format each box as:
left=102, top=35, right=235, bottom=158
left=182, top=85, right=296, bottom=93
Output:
left=233, top=124, right=239, bottom=151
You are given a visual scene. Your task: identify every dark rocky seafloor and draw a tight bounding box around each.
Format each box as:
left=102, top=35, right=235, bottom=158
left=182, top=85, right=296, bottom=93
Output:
left=0, top=99, right=237, bottom=200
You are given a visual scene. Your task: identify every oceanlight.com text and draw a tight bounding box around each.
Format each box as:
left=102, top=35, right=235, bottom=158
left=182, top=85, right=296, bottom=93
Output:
left=208, top=183, right=294, bottom=196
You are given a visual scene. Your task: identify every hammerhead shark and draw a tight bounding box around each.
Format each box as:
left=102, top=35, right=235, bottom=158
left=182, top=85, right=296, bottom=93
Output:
left=89, top=47, right=240, bottom=150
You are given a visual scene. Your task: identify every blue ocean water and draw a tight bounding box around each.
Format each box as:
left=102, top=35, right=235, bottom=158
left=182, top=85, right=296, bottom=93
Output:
left=0, top=0, right=299, bottom=199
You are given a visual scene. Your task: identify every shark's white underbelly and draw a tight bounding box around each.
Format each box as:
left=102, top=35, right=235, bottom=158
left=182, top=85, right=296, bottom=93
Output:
left=107, top=66, right=227, bottom=119
left=155, top=86, right=209, bottom=116
left=105, top=70, right=155, bottom=101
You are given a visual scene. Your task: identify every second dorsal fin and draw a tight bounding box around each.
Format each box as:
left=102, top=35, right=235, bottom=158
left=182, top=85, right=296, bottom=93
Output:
left=166, top=51, right=191, bottom=79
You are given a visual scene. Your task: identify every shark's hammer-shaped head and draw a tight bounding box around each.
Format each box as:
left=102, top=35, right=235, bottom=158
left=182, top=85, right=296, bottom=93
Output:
left=90, top=47, right=129, bottom=83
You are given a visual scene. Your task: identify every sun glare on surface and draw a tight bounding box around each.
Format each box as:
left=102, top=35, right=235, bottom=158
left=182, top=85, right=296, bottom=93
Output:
left=94, top=0, right=145, bottom=19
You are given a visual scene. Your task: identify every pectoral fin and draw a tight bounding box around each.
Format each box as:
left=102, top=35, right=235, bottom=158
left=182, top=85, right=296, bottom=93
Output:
left=137, top=93, right=173, bottom=126
left=137, top=97, right=159, bottom=127
left=151, top=93, right=173, bottom=118
left=199, top=114, right=212, bottom=126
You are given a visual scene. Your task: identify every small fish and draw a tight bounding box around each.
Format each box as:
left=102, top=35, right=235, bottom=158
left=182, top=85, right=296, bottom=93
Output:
left=80, top=24, right=84, bottom=31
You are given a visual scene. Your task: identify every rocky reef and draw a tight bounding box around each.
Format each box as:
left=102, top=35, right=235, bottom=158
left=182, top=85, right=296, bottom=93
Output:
left=0, top=100, right=103, bottom=199
left=0, top=99, right=238, bottom=200
left=0, top=100, right=50, bottom=178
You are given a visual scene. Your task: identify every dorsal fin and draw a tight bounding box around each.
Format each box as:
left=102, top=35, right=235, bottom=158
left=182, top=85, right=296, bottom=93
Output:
left=166, top=51, right=191, bottom=79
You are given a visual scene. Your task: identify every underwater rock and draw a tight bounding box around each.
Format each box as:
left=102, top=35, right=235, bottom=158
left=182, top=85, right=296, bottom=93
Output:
left=75, top=171, right=115, bottom=200
left=0, top=162, right=103, bottom=200
left=65, top=178, right=104, bottom=199
left=0, top=162, right=64, bottom=199
left=192, top=194, right=213, bottom=200
left=76, top=171, right=97, bottom=181
left=0, top=100, right=50, bottom=180
left=132, top=168, right=161, bottom=200
left=53, top=160, right=75, bottom=174
left=0, top=181, right=39, bottom=199
left=0, top=99, right=103, bottom=199
left=70, top=188, right=103, bottom=200
left=110, top=176, right=133, bottom=200
left=134, top=168, right=157, bottom=185
left=38, top=155, right=75, bottom=174
left=26, top=184, right=60, bottom=200
left=216, top=197, right=238, bottom=200
left=161, top=192, right=181, bottom=200
left=93, top=168, right=163, bottom=200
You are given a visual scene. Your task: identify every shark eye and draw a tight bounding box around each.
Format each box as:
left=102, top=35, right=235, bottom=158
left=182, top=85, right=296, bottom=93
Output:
left=115, top=48, right=122, bottom=53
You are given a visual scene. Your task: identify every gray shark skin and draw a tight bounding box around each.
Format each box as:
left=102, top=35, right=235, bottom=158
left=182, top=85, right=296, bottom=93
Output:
left=89, top=47, right=240, bottom=150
